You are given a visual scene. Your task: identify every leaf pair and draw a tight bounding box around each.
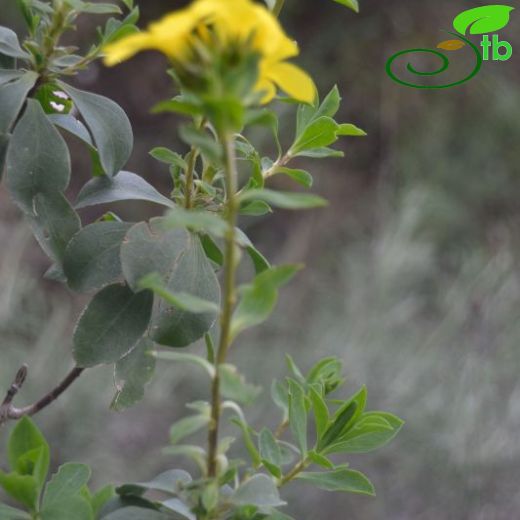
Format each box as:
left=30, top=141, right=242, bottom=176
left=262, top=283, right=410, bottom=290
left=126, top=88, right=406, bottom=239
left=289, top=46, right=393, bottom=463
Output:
left=71, top=218, right=220, bottom=378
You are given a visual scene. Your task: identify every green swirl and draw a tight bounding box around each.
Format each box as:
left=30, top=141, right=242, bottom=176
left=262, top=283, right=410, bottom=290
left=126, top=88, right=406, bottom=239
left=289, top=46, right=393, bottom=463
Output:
left=386, top=32, right=483, bottom=89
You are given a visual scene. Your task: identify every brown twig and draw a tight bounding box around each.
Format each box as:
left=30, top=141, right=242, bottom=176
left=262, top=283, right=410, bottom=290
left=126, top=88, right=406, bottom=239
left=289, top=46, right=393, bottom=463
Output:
left=0, top=365, right=84, bottom=426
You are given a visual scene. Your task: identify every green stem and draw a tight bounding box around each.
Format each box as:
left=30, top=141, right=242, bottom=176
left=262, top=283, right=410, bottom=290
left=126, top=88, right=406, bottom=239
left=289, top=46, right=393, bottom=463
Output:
left=184, top=147, right=198, bottom=209
left=207, top=132, right=239, bottom=478
left=37, top=3, right=70, bottom=75
left=272, top=0, right=287, bottom=18
left=279, top=457, right=309, bottom=487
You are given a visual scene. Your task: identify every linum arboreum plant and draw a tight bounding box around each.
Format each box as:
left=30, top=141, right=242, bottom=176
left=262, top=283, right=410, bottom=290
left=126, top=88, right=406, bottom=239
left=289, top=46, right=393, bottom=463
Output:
left=0, top=0, right=403, bottom=519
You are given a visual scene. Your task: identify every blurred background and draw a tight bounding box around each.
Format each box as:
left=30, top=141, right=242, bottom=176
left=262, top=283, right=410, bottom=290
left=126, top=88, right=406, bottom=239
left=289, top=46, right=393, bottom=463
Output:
left=1, top=1, right=520, bottom=518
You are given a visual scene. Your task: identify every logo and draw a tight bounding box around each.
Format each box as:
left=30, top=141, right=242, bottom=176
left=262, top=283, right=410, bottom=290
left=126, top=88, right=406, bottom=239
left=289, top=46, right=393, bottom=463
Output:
left=386, top=5, right=514, bottom=89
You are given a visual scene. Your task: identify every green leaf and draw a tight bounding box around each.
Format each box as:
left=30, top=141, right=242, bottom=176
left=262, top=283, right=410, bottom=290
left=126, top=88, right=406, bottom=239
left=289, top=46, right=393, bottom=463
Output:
left=64, top=221, right=131, bottom=292
left=111, top=337, right=156, bottom=411
left=324, top=412, right=404, bottom=454
left=149, top=147, right=187, bottom=169
left=259, top=428, right=282, bottom=472
left=0, top=26, right=30, bottom=59
left=102, top=507, right=170, bottom=519
left=307, top=357, right=344, bottom=394
left=0, top=472, right=39, bottom=511
left=163, top=207, right=228, bottom=237
left=231, top=265, right=301, bottom=339
left=162, top=498, right=195, bottom=520
left=453, top=5, right=514, bottom=35
left=288, top=379, right=308, bottom=457
left=297, top=467, right=375, bottom=496
left=42, top=463, right=91, bottom=509
left=0, top=503, right=30, bottom=519
left=29, top=192, right=81, bottom=266
left=231, top=419, right=261, bottom=468
left=120, top=220, right=188, bottom=293
left=40, top=495, right=94, bottom=520
left=290, top=116, right=340, bottom=155
left=332, top=0, right=359, bottom=13
left=153, top=351, right=214, bottom=377
left=8, top=417, right=49, bottom=489
left=296, top=147, right=343, bottom=159
left=59, top=82, right=133, bottom=176
left=151, top=97, right=203, bottom=117
left=239, top=189, right=327, bottom=210
left=118, top=469, right=192, bottom=496
left=239, top=200, right=272, bottom=216
left=161, top=445, right=206, bottom=469
left=234, top=228, right=271, bottom=274
left=200, top=234, right=223, bottom=266
left=121, top=220, right=220, bottom=347
left=271, top=380, right=289, bottom=420
left=285, top=354, right=306, bottom=384
left=75, top=171, right=174, bottom=209
left=277, top=167, right=314, bottom=188
left=307, top=450, right=334, bottom=469
left=337, top=123, right=366, bottom=136
left=0, top=72, right=37, bottom=133
left=170, top=415, right=210, bottom=444
left=219, top=364, right=262, bottom=405
left=91, top=485, right=116, bottom=518
left=179, top=125, right=221, bottom=164
left=0, top=70, right=23, bottom=86
left=309, top=386, right=329, bottom=441
left=71, top=2, right=122, bottom=14
left=73, top=283, right=153, bottom=367
left=315, top=85, right=341, bottom=119
left=318, top=386, right=367, bottom=452
left=232, top=475, right=286, bottom=508
left=6, top=99, right=71, bottom=214
left=49, top=114, right=94, bottom=147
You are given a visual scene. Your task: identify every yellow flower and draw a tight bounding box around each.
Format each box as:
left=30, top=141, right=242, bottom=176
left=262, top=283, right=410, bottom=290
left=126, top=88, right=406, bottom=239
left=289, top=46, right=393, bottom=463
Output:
left=103, top=0, right=315, bottom=104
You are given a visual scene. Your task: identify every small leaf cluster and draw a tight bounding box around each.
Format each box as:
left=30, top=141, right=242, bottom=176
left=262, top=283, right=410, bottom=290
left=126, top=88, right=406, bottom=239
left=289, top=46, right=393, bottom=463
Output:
left=99, top=356, right=402, bottom=519
left=0, top=418, right=114, bottom=520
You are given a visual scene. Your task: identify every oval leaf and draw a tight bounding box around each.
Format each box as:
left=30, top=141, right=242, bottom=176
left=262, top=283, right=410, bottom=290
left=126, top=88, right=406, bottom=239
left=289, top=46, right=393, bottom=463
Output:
left=297, top=467, right=375, bottom=496
left=73, top=284, right=153, bottom=367
left=6, top=99, right=71, bottom=214
left=42, top=463, right=91, bottom=509
left=0, top=26, right=30, bottom=59
left=75, top=171, right=174, bottom=209
left=59, top=82, right=133, bottom=176
left=232, top=474, right=286, bottom=508
left=0, top=72, right=38, bottom=133
left=64, top=221, right=132, bottom=292
left=29, top=192, right=81, bottom=265
left=121, top=219, right=220, bottom=347
left=111, top=337, right=156, bottom=411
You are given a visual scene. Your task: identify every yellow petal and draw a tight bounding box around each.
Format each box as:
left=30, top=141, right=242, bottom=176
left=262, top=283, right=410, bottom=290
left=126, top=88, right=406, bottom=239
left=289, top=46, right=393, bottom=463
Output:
left=103, top=33, right=158, bottom=66
left=256, top=78, right=277, bottom=104
left=264, top=62, right=316, bottom=103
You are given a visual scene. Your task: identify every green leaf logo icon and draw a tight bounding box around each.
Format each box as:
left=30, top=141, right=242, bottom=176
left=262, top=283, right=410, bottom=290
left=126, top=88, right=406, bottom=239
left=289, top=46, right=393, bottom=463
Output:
left=453, top=5, right=514, bottom=35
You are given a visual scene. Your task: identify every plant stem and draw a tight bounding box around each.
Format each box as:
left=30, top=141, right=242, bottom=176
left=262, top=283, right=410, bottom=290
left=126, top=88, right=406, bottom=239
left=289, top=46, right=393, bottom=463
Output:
left=274, top=419, right=289, bottom=438
left=0, top=366, right=84, bottom=426
left=207, top=132, right=239, bottom=477
left=279, top=457, right=309, bottom=487
left=184, top=147, right=198, bottom=209
left=272, top=0, right=286, bottom=18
